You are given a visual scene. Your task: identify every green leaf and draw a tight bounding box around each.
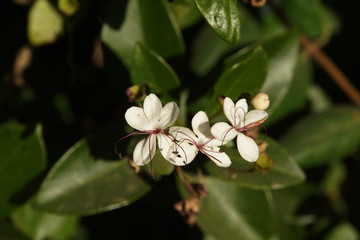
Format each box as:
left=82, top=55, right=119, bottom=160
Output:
left=34, top=139, right=152, bottom=214
left=144, top=151, right=175, bottom=176
left=189, top=3, right=261, bottom=76
left=206, top=45, right=268, bottom=115
left=28, top=0, right=64, bottom=46
left=206, top=137, right=305, bottom=189
left=260, top=31, right=300, bottom=115
left=177, top=175, right=275, bottom=240
left=171, top=0, right=202, bottom=29
left=0, top=123, right=46, bottom=220
left=131, top=43, right=180, bottom=99
left=101, top=0, right=184, bottom=67
left=280, top=106, right=360, bottom=169
left=268, top=54, right=313, bottom=124
left=194, top=0, right=241, bottom=44
left=283, top=0, right=338, bottom=39
left=11, top=200, right=77, bottom=240
left=325, top=222, right=359, bottom=240
left=58, top=0, right=80, bottom=16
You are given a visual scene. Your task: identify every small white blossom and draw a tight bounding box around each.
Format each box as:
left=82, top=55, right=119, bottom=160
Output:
left=167, top=111, right=231, bottom=167
left=124, top=93, right=179, bottom=166
left=211, top=97, right=268, bottom=162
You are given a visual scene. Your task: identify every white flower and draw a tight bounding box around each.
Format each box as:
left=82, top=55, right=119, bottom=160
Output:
left=211, top=97, right=268, bottom=162
left=125, top=93, right=179, bottom=166
left=167, top=111, right=231, bottom=167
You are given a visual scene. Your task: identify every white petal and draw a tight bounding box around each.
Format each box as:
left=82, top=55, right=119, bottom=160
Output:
left=125, top=106, right=151, bottom=131
left=202, top=146, right=231, bottom=167
left=166, top=141, right=198, bottom=166
left=157, top=133, right=172, bottom=159
left=223, top=97, right=235, bottom=126
left=143, top=94, right=162, bottom=124
left=211, top=122, right=237, bottom=142
left=158, top=102, right=179, bottom=128
left=169, top=126, right=197, bottom=142
left=244, top=110, right=268, bottom=127
left=234, top=98, right=248, bottom=128
left=191, top=111, right=212, bottom=139
left=236, top=133, right=259, bottom=162
left=133, top=136, right=157, bottom=166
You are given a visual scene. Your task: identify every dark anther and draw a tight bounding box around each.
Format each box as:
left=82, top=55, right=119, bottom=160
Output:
left=177, top=154, right=182, bottom=158
left=172, top=151, right=179, bottom=154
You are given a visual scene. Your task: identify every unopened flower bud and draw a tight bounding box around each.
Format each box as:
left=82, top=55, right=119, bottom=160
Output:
left=251, top=92, right=270, bottom=110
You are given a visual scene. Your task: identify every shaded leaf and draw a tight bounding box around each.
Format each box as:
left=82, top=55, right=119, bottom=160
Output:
left=171, top=0, right=202, bottom=29
left=325, top=222, right=359, bottom=240
left=206, top=45, right=268, bottom=115
left=11, top=200, right=77, bottom=240
left=268, top=54, right=313, bottom=124
left=34, top=139, right=152, bottom=214
left=58, top=0, right=80, bottom=16
left=260, top=31, right=300, bottom=115
left=280, top=106, right=360, bottom=168
left=0, top=220, right=28, bottom=240
left=101, top=0, right=184, bottom=67
left=131, top=43, right=180, bottom=99
left=0, top=123, right=46, bottom=219
left=283, top=0, right=339, bottom=40
left=206, top=137, right=305, bottom=189
left=177, top=175, right=275, bottom=240
left=194, top=0, right=241, bottom=44
left=28, top=0, right=64, bottom=46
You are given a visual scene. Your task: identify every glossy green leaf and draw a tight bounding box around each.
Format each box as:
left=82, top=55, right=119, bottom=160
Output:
left=206, top=45, right=268, bottom=115
left=268, top=54, right=313, bottom=124
left=177, top=175, right=275, bottom=240
left=0, top=123, right=46, bottom=220
left=280, top=106, right=360, bottom=169
left=101, top=0, right=184, bottom=67
left=11, top=201, right=77, bottom=240
left=260, top=31, right=300, bottom=115
left=325, top=222, right=359, bottom=240
left=194, top=0, right=241, bottom=44
left=34, top=139, right=152, bottom=214
left=28, top=0, right=64, bottom=46
left=206, top=137, right=305, bottom=189
left=131, top=43, right=180, bottom=99
left=190, top=4, right=261, bottom=76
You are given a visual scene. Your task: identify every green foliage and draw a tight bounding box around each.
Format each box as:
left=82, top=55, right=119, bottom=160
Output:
left=28, top=0, right=64, bottom=46
left=280, top=106, right=360, bottom=168
left=2, top=0, right=358, bottom=239
left=177, top=175, right=275, bottom=240
left=130, top=43, right=180, bottom=100
left=0, top=123, right=46, bottom=220
left=34, top=139, right=152, bottom=214
left=101, top=0, right=184, bottom=67
left=194, top=0, right=241, bottom=44
left=11, top=200, right=78, bottom=240
left=206, top=137, right=305, bottom=189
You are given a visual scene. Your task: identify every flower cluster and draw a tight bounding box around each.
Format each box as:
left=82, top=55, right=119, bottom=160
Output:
left=122, top=93, right=268, bottom=167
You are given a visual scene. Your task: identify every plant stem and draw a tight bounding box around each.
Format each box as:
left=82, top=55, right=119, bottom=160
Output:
left=299, top=35, right=360, bottom=107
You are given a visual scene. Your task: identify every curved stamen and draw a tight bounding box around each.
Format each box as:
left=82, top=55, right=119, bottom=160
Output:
left=114, top=130, right=151, bottom=158
left=221, top=126, right=235, bottom=145
left=233, top=106, right=246, bottom=127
